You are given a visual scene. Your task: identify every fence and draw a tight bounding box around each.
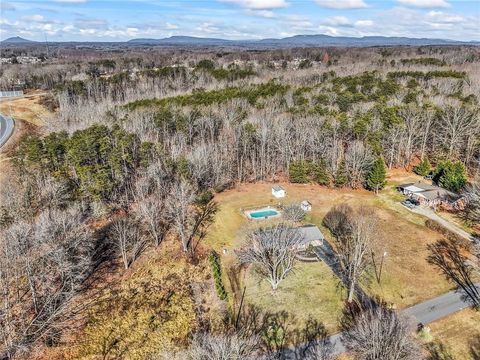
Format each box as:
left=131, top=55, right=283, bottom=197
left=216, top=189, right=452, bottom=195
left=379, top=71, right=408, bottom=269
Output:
left=0, top=90, right=23, bottom=98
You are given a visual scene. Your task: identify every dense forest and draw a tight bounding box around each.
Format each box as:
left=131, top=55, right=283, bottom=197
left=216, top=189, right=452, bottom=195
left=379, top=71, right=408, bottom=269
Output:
left=0, top=45, right=479, bottom=359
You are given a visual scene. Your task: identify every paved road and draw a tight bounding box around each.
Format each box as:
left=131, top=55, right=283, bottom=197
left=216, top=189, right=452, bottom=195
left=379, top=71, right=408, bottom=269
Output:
left=403, top=286, right=478, bottom=324
left=412, top=206, right=477, bottom=243
left=285, top=285, right=479, bottom=358
left=0, top=113, right=14, bottom=148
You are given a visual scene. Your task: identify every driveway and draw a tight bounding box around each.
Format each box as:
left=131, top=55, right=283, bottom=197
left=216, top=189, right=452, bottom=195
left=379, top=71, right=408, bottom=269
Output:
left=0, top=113, right=14, bottom=148
left=411, top=206, right=477, bottom=243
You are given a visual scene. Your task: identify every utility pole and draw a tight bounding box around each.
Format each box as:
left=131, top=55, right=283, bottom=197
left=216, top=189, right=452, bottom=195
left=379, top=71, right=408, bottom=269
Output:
left=44, top=33, right=50, bottom=58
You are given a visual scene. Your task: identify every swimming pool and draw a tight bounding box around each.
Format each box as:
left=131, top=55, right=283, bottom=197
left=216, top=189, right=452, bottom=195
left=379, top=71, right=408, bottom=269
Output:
left=246, top=207, right=280, bottom=219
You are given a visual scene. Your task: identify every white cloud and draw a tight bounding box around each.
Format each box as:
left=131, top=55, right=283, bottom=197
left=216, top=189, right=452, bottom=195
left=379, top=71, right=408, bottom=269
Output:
left=355, top=20, right=373, bottom=27
left=323, top=16, right=350, bottom=26
left=315, top=0, right=367, bottom=9
left=22, top=14, right=44, bottom=22
left=397, top=0, right=449, bottom=8
left=165, top=22, right=179, bottom=30
left=245, top=9, right=276, bottom=17
left=221, top=0, right=288, bottom=9
left=426, top=10, right=463, bottom=23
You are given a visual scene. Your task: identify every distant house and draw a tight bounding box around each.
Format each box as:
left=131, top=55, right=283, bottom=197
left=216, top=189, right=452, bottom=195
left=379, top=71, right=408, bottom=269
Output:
left=272, top=185, right=286, bottom=198
left=397, top=181, right=461, bottom=208
left=300, top=200, right=312, bottom=212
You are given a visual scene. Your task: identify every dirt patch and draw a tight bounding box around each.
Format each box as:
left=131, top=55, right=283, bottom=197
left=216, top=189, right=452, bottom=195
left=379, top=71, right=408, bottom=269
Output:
left=0, top=94, right=53, bottom=126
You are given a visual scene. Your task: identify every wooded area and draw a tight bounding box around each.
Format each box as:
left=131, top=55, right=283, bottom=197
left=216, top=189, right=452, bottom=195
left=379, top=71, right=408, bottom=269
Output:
left=0, top=44, right=479, bottom=359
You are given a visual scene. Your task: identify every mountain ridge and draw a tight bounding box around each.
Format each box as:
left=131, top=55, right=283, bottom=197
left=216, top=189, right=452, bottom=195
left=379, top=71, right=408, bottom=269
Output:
left=2, top=34, right=479, bottom=48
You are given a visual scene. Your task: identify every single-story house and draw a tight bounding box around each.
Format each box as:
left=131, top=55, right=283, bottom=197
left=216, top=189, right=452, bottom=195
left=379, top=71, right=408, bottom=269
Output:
left=272, top=185, right=286, bottom=198
left=397, top=181, right=461, bottom=208
left=300, top=200, right=312, bottom=212
left=295, top=224, right=324, bottom=249
left=255, top=224, right=324, bottom=250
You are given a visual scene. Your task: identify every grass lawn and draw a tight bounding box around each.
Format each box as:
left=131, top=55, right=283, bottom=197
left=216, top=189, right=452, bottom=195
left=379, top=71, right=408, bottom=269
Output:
left=427, top=308, right=480, bottom=359
left=243, top=260, right=345, bottom=333
left=206, top=180, right=453, bottom=332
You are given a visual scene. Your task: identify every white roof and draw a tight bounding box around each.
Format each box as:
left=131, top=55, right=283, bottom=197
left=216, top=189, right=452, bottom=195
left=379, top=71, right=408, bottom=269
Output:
left=404, top=185, right=425, bottom=193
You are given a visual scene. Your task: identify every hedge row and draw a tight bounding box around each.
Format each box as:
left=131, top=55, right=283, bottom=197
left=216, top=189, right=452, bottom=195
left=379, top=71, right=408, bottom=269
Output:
left=209, top=251, right=227, bottom=300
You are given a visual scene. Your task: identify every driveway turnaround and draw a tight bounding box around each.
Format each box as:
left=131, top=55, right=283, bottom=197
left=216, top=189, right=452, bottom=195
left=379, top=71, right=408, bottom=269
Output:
left=0, top=113, right=14, bottom=148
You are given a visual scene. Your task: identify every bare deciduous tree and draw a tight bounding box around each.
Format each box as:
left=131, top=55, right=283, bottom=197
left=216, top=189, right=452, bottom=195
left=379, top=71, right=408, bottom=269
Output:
left=135, top=194, right=170, bottom=247
left=463, top=179, right=480, bottom=224
left=237, top=224, right=303, bottom=290
left=172, top=332, right=260, bottom=360
left=324, top=205, right=377, bottom=302
left=166, top=180, right=196, bottom=252
left=428, top=238, right=480, bottom=307
left=283, top=204, right=306, bottom=222
left=0, top=206, right=93, bottom=357
left=110, top=217, right=145, bottom=269
left=166, top=181, right=217, bottom=255
left=342, top=306, right=423, bottom=360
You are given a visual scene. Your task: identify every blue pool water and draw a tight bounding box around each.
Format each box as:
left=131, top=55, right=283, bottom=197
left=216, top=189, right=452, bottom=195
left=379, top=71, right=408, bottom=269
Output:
left=249, top=209, right=279, bottom=219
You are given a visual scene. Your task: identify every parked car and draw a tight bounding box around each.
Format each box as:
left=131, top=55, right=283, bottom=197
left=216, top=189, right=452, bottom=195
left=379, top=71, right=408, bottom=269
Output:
left=401, top=199, right=419, bottom=209
left=424, top=174, right=433, bottom=180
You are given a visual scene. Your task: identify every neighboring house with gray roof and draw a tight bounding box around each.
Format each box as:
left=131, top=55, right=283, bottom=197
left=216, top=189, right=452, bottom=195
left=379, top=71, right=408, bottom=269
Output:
left=397, top=181, right=462, bottom=208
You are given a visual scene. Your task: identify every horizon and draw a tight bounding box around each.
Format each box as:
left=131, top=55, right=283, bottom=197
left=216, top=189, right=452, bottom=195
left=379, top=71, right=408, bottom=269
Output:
left=3, top=32, right=479, bottom=43
left=0, top=0, right=479, bottom=43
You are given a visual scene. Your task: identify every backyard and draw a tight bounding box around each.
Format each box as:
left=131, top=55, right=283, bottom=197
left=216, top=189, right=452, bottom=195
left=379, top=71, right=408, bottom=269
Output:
left=206, top=181, right=454, bottom=332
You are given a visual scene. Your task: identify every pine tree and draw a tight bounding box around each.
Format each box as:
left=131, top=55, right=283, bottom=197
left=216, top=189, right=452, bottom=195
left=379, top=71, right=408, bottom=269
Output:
left=314, top=159, right=330, bottom=186
left=335, top=160, right=349, bottom=188
left=366, top=157, right=387, bottom=193
left=289, top=160, right=309, bottom=183
left=433, top=160, right=467, bottom=193
left=414, top=158, right=431, bottom=176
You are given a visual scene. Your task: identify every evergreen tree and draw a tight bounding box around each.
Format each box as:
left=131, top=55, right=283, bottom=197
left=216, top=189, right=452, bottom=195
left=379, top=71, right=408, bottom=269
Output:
left=433, top=160, right=467, bottom=193
left=366, top=157, right=387, bottom=193
left=289, top=160, right=309, bottom=183
left=414, top=158, right=431, bottom=176
left=314, top=159, right=331, bottom=186
left=335, top=160, right=349, bottom=188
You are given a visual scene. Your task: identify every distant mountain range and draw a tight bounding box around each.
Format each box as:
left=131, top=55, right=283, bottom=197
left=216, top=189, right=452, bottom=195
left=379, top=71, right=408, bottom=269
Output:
left=1, top=35, right=479, bottom=48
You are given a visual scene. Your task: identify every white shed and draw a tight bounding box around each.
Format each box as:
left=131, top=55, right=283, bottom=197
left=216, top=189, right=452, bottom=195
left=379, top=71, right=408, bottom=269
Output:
left=272, top=185, right=286, bottom=198
left=300, top=200, right=312, bottom=211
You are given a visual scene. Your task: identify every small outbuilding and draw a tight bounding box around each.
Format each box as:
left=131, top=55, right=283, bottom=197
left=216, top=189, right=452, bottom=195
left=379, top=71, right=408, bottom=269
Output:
left=300, top=200, right=312, bottom=211
left=272, top=185, right=286, bottom=198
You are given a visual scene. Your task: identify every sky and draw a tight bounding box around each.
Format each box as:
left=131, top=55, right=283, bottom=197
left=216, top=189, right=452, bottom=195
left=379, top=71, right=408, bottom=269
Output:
left=0, top=0, right=479, bottom=42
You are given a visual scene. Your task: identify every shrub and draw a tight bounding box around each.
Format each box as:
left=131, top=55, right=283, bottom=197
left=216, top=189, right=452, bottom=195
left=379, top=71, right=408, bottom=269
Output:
left=209, top=251, right=227, bottom=300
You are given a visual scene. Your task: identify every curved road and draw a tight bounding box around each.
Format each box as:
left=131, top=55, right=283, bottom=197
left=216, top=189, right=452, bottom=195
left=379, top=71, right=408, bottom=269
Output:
left=0, top=114, right=14, bottom=148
